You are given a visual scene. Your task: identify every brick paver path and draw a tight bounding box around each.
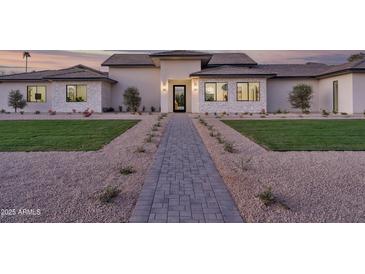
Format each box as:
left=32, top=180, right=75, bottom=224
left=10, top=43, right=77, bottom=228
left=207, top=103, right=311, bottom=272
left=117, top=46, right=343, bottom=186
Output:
left=130, top=114, right=243, bottom=223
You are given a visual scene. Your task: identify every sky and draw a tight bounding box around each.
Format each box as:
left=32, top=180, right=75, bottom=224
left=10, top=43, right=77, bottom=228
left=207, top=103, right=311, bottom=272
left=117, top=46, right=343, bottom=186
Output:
left=0, top=50, right=363, bottom=75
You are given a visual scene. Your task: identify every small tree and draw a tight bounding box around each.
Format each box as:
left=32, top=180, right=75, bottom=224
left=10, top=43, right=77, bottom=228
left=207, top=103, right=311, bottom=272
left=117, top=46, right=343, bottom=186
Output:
left=8, top=90, right=27, bottom=113
left=288, top=84, right=313, bottom=113
left=347, top=52, right=365, bottom=62
left=123, top=87, right=141, bottom=112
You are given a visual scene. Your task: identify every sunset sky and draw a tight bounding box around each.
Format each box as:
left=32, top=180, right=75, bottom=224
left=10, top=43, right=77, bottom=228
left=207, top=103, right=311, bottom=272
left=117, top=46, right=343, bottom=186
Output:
left=0, top=50, right=363, bottom=75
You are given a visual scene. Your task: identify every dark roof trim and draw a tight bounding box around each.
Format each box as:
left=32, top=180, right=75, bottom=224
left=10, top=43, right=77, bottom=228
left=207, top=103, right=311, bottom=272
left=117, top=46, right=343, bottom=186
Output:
left=190, top=73, right=276, bottom=78
left=44, top=77, right=117, bottom=83
left=316, top=68, right=365, bottom=79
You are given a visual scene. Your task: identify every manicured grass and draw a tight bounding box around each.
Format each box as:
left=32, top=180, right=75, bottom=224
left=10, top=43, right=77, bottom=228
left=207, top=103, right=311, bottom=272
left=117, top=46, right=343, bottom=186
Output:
left=223, top=119, right=365, bottom=151
left=0, top=120, right=139, bottom=151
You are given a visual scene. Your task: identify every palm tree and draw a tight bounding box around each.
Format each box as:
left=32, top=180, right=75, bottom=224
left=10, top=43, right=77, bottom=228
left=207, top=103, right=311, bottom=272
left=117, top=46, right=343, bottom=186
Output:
left=23, top=51, right=31, bottom=72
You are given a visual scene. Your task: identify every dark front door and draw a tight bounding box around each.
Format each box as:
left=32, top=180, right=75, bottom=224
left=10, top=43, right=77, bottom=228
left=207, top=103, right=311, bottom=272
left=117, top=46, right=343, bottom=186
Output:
left=173, top=85, right=186, bottom=112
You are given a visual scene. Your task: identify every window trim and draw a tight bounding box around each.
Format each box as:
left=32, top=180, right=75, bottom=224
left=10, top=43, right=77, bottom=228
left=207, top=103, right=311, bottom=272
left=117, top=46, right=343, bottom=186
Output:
left=204, top=82, right=228, bottom=102
left=236, top=82, right=260, bottom=102
left=66, top=84, right=87, bottom=102
left=27, top=85, right=47, bottom=103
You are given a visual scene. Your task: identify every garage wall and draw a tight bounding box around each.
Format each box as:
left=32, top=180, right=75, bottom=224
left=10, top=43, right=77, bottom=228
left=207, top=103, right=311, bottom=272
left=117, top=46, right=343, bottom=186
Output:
left=352, top=73, right=365, bottom=113
left=266, top=78, right=319, bottom=113
left=318, top=73, right=353, bottom=113
left=108, top=67, right=160, bottom=112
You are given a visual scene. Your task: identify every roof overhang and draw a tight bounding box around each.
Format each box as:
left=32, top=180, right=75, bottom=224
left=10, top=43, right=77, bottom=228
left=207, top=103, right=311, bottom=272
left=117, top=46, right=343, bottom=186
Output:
left=150, top=55, right=212, bottom=67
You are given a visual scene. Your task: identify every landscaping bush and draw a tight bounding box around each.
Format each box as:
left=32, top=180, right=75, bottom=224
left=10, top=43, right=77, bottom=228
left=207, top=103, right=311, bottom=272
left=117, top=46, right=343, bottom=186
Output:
left=135, top=146, right=146, bottom=153
left=120, top=166, right=136, bottom=175
left=257, top=187, right=275, bottom=206
left=288, top=84, right=313, bottom=113
left=123, top=87, right=141, bottom=112
left=322, top=109, right=330, bottom=116
left=20, top=111, right=24, bottom=115
left=1, top=109, right=5, bottom=113
left=341, top=112, right=348, bottom=115
left=99, top=186, right=121, bottom=203
left=151, top=106, right=156, bottom=112
left=8, top=90, right=27, bottom=113
left=34, top=110, right=40, bottom=114
left=102, top=107, right=114, bottom=113
left=223, top=141, right=235, bottom=153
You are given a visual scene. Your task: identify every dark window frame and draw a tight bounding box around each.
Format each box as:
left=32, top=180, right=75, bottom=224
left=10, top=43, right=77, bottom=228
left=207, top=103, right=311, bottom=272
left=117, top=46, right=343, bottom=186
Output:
left=27, top=85, right=47, bottom=103
left=204, top=82, right=228, bottom=102
left=236, top=82, right=260, bottom=102
left=66, top=84, right=87, bottom=102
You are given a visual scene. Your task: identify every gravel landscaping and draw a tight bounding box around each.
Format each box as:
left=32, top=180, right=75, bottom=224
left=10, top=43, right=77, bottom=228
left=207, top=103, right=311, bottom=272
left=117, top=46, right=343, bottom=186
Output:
left=193, top=116, right=365, bottom=222
left=0, top=113, right=169, bottom=223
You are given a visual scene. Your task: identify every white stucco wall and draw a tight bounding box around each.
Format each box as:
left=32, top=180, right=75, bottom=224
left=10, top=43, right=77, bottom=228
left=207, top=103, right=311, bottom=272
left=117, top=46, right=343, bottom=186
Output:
left=198, top=78, right=267, bottom=113
left=160, top=60, right=201, bottom=112
left=266, top=79, right=319, bottom=113
left=101, top=82, right=112, bottom=110
left=52, top=81, right=103, bottom=112
left=352, top=73, right=365, bottom=113
left=108, top=67, right=160, bottom=112
left=0, top=82, right=52, bottom=112
left=318, top=73, right=353, bottom=113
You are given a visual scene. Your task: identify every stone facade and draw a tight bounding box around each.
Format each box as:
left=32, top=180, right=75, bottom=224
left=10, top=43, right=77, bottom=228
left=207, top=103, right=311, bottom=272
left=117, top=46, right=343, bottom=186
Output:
left=52, top=81, right=103, bottom=113
left=198, top=78, right=267, bottom=113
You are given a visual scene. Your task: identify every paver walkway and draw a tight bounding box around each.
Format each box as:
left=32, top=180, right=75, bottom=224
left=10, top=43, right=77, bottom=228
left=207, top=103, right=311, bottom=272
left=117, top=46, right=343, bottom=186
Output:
left=130, top=114, right=243, bottom=223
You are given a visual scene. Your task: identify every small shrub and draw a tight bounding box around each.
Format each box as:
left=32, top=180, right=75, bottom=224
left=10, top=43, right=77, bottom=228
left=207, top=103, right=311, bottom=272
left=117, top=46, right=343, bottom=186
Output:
left=205, top=112, right=208, bottom=116
left=20, top=111, right=24, bottom=115
left=209, top=131, right=215, bottom=137
left=214, top=112, right=217, bottom=116
left=99, top=186, right=121, bottom=204
left=148, top=111, right=152, bottom=115
left=276, top=109, right=282, bottom=114
left=257, top=187, right=275, bottom=206
left=151, top=106, right=156, bottom=112
left=322, top=109, right=330, bottom=116
left=207, top=125, right=213, bottom=131
left=260, top=109, right=266, bottom=115
left=120, top=166, right=136, bottom=175
left=1, top=109, right=5, bottom=113
left=49, top=111, right=56, bottom=115
left=223, top=141, right=235, bottom=153
left=135, top=146, right=146, bottom=153
left=303, top=110, right=310, bottom=114
left=199, top=118, right=207, bottom=126
left=152, top=126, right=158, bottom=131
left=260, top=115, right=266, bottom=118
left=243, top=112, right=249, bottom=115
left=142, top=105, right=145, bottom=112
left=34, top=110, right=40, bottom=114
left=341, top=112, right=348, bottom=115
left=145, top=133, right=154, bottom=143
left=137, top=111, right=142, bottom=115
left=234, top=157, right=252, bottom=172
left=283, top=110, right=289, bottom=114
left=249, top=113, right=253, bottom=116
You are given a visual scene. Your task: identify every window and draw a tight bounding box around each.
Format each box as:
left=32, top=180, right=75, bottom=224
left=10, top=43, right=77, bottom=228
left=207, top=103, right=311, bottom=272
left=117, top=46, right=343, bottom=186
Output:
left=204, top=82, right=228, bottom=101
left=27, top=86, right=46, bottom=102
left=66, top=85, right=87, bottom=102
left=236, top=82, right=260, bottom=101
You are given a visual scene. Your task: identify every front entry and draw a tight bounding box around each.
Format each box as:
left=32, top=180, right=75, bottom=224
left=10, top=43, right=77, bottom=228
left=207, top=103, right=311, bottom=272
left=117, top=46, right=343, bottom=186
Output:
left=173, top=85, right=186, bottom=112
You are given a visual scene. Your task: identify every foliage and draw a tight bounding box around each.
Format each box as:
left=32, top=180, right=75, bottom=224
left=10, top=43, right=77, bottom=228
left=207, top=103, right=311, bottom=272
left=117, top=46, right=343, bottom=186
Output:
left=288, top=84, right=313, bottom=112
left=123, top=87, right=141, bottom=112
left=120, top=166, right=136, bottom=175
left=223, top=141, right=235, bottom=153
left=99, top=186, right=120, bottom=203
left=8, top=90, right=27, bottom=113
left=257, top=187, right=276, bottom=206
left=347, top=52, right=365, bottom=62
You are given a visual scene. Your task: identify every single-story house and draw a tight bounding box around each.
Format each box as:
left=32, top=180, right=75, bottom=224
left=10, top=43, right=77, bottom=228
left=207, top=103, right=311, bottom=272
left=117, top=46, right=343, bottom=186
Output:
left=1, top=50, right=365, bottom=114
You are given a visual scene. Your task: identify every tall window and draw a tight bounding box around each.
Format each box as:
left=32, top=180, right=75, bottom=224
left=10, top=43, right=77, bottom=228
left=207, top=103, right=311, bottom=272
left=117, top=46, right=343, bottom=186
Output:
left=66, top=85, right=87, bottom=102
left=27, top=86, right=46, bottom=103
left=236, top=82, right=260, bottom=101
left=204, top=82, right=228, bottom=101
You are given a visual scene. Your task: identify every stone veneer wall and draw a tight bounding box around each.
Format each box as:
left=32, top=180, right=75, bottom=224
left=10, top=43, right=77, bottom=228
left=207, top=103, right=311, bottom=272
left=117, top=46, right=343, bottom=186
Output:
left=52, top=81, right=103, bottom=112
left=198, top=78, right=267, bottom=113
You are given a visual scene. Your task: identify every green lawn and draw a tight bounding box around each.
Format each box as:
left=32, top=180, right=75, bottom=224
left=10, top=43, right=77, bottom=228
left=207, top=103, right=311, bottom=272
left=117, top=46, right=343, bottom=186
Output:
left=223, top=119, right=365, bottom=151
left=0, top=120, right=139, bottom=151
